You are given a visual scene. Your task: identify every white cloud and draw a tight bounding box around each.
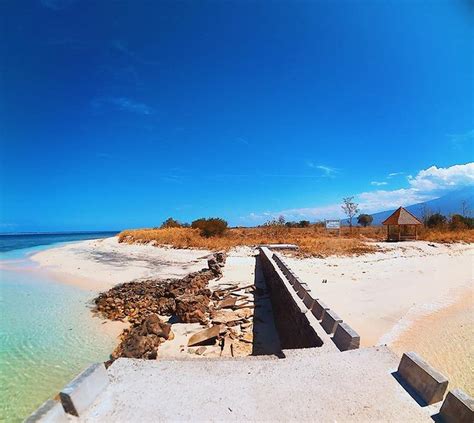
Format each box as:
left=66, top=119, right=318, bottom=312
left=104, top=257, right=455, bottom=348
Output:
left=306, top=162, right=339, bottom=178
left=387, top=172, right=404, bottom=178
left=246, top=162, right=474, bottom=223
left=370, top=181, right=388, bottom=186
left=407, top=163, right=474, bottom=192
left=356, top=189, right=434, bottom=213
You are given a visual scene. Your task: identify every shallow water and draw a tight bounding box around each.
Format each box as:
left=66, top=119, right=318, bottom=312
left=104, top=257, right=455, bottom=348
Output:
left=0, top=234, right=120, bottom=422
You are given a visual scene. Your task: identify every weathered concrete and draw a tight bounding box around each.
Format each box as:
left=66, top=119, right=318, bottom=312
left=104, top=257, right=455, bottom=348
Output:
left=24, top=400, right=68, bottom=423
left=312, top=299, right=329, bottom=320
left=321, top=309, right=343, bottom=334
left=260, top=243, right=298, bottom=250
left=260, top=248, right=331, bottom=350
left=333, top=322, right=360, bottom=351
left=59, top=363, right=109, bottom=416
left=439, top=389, right=474, bottom=423
left=78, top=347, right=433, bottom=422
left=397, top=352, right=448, bottom=405
left=302, top=291, right=316, bottom=310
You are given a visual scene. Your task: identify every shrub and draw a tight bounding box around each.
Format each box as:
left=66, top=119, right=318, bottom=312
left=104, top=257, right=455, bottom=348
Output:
left=161, top=217, right=182, bottom=228
left=191, top=217, right=228, bottom=237
left=357, top=214, right=373, bottom=227
left=426, top=213, right=447, bottom=228
left=450, top=214, right=474, bottom=230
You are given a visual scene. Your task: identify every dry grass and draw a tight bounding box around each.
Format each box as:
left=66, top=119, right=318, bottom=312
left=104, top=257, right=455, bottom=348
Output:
left=418, top=228, right=474, bottom=243
left=118, top=225, right=473, bottom=257
left=118, top=226, right=379, bottom=257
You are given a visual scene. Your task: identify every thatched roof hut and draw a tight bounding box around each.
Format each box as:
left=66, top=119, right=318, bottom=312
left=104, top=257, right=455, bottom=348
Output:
left=382, top=207, right=423, bottom=241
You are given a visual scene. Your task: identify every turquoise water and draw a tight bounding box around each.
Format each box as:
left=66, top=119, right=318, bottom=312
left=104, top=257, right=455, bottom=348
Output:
left=0, top=233, right=120, bottom=422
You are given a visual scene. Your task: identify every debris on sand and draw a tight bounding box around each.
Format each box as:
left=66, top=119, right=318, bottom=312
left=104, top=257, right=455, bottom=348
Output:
left=94, top=250, right=256, bottom=360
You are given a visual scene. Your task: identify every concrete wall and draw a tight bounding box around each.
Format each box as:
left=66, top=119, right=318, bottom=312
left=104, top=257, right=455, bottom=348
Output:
left=259, top=247, right=329, bottom=349
left=259, top=248, right=360, bottom=352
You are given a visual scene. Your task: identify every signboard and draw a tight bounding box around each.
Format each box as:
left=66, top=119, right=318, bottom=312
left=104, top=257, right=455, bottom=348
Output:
left=325, top=220, right=341, bottom=230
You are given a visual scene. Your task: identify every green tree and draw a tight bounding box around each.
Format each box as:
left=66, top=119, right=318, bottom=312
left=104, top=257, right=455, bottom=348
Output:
left=426, top=213, right=447, bottom=228
left=357, top=214, right=373, bottom=227
left=161, top=217, right=182, bottom=228
left=192, top=218, right=228, bottom=237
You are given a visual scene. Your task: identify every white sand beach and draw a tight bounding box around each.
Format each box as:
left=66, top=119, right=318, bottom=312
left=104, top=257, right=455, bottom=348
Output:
left=30, top=237, right=212, bottom=291
left=31, top=237, right=474, bottom=393
left=284, top=241, right=474, bottom=394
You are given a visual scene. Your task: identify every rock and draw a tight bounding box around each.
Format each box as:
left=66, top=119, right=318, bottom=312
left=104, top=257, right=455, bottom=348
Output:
left=221, top=336, right=234, bottom=357
left=140, top=314, right=172, bottom=339
left=217, top=297, right=237, bottom=309
left=175, top=294, right=210, bottom=324
left=188, top=325, right=221, bottom=347
left=211, top=310, right=242, bottom=324
left=235, top=308, right=253, bottom=319
left=195, top=346, right=207, bottom=355
left=94, top=252, right=228, bottom=361
left=240, top=332, right=253, bottom=344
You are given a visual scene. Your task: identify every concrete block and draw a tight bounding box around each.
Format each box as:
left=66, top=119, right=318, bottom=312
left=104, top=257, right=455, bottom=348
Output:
left=292, top=277, right=302, bottom=292
left=439, top=389, right=474, bottom=423
left=302, top=292, right=316, bottom=310
left=332, top=322, right=360, bottom=351
left=311, top=299, right=329, bottom=320
left=321, top=309, right=343, bottom=334
left=397, top=352, right=448, bottom=405
left=25, top=400, right=68, bottom=423
left=60, top=362, right=109, bottom=416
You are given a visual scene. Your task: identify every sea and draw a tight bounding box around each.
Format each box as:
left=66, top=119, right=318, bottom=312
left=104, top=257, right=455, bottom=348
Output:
left=0, top=232, right=119, bottom=422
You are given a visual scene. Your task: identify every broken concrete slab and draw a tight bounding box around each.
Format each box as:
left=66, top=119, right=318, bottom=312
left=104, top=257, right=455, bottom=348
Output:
left=211, top=310, right=242, bottom=324
left=397, top=351, right=448, bottom=405
left=187, top=325, right=220, bottom=347
left=217, top=297, right=237, bottom=309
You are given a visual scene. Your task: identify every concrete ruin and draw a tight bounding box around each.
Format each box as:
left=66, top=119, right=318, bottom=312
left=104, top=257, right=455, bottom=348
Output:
left=26, top=246, right=473, bottom=422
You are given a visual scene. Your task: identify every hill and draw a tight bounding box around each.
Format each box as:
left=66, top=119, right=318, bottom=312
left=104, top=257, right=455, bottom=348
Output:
left=369, top=187, right=473, bottom=225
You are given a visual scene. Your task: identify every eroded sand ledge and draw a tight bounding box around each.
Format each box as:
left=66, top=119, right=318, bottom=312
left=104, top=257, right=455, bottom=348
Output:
left=30, top=237, right=212, bottom=291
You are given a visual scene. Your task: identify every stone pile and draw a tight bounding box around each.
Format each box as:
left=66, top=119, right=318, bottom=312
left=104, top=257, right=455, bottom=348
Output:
left=187, top=283, right=256, bottom=357
left=95, top=252, right=226, bottom=360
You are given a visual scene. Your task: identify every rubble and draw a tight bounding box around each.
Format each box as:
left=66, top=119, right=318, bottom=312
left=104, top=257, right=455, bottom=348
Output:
left=94, top=250, right=258, bottom=360
left=188, top=325, right=221, bottom=347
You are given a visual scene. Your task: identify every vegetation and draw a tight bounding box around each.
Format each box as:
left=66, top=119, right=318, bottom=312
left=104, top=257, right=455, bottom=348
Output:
left=425, top=213, right=447, bottom=228
left=191, top=217, right=228, bottom=237
left=357, top=214, right=373, bottom=227
left=341, top=197, right=360, bottom=230
left=160, top=217, right=182, bottom=228
left=119, top=221, right=473, bottom=257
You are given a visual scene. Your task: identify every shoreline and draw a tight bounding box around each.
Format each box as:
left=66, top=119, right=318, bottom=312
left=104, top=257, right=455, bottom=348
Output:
left=27, top=237, right=474, bottom=387
left=30, top=236, right=212, bottom=291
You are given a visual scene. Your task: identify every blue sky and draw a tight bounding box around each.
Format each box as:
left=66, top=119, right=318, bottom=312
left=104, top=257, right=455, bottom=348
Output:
left=0, top=0, right=473, bottom=232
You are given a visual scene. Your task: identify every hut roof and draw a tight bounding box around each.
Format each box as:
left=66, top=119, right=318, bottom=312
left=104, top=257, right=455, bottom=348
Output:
left=382, top=207, right=423, bottom=226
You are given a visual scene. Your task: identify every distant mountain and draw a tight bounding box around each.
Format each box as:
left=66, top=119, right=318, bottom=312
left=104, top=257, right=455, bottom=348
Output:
left=369, top=187, right=474, bottom=225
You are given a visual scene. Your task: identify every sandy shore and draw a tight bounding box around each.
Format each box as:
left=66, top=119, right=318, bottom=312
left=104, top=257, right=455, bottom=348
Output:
left=30, top=237, right=212, bottom=291
left=31, top=237, right=473, bottom=392
left=284, top=241, right=474, bottom=394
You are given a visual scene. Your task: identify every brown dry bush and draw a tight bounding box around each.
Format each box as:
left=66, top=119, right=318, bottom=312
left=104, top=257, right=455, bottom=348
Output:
left=118, top=225, right=473, bottom=257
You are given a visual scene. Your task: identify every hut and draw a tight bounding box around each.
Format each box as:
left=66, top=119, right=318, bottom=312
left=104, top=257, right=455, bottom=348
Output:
left=382, top=207, right=423, bottom=241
